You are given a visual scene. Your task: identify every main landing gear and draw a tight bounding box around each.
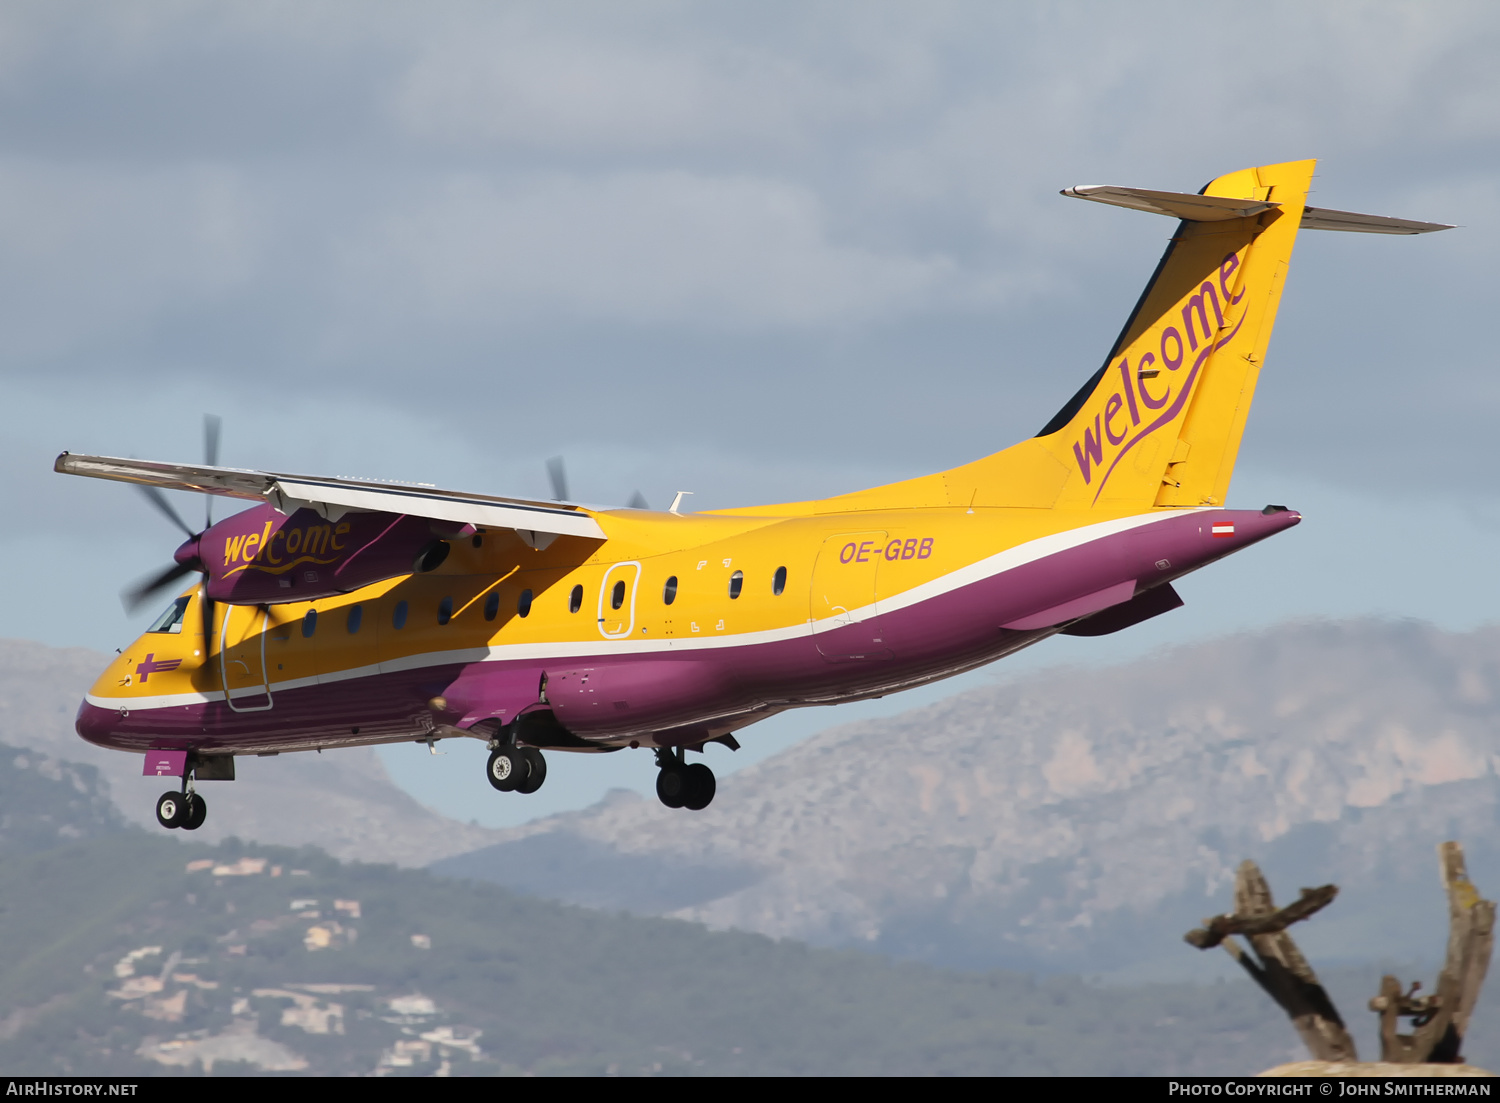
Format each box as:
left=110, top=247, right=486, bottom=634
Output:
left=485, top=743, right=548, bottom=794
left=155, top=787, right=207, bottom=831
left=655, top=748, right=715, bottom=811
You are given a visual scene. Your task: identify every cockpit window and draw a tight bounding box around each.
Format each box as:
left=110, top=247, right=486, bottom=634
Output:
left=147, top=597, right=190, bottom=634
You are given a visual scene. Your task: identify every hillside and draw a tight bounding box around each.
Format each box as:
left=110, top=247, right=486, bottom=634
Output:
left=0, top=749, right=1319, bottom=1076
left=434, top=620, right=1500, bottom=978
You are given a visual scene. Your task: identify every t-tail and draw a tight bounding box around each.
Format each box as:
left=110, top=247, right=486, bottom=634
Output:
left=829, top=159, right=1451, bottom=516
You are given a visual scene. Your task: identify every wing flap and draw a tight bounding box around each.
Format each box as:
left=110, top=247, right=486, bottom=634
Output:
left=54, top=453, right=605, bottom=540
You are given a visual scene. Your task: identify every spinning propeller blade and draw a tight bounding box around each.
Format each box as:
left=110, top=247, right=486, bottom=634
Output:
left=122, top=562, right=195, bottom=614
left=203, top=413, right=221, bottom=527
left=627, top=490, right=649, bottom=509
left=121, top=414, right=224, bottom=630
left=136, top=484, right=195, bottom=538
left=545, top=456, right=569, bottom=502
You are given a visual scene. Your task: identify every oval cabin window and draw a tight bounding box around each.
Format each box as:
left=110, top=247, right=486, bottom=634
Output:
left=663, top=576, right=678, bottom=605
left=484, top=592, right=500, bottom=621
left=773, top=566, right=787, bottom=596
left=302, top=609, right=318, bottom=638
left=437, top=597, right=453, bottom=625
left=346, top=605, right=363, bottom=634
left=728, top=570, right=743, bottom=599
left=569, top=585, right=583, bottom=614
left=611, top=580, right=626, bottom=610
left=518, top=589, right=534, bottom=618
left=392, top=601, right=408, bottom=630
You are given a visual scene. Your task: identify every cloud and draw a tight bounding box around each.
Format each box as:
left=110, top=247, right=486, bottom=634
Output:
left=346, top=171, right=961, bottom=330
left=0, top=159, right=261, bottom=362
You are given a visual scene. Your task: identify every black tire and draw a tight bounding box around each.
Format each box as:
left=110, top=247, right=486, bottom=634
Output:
left=517, top=747, right=547, bottom=794
left=656, top=765, right=688, bottom=809
left=682, top=763, right=716, bottom=811
left=181, top=794, right=208, bottom=831
left=486, top=746, right=526, bottom=792
left=155, top=791, right=187, bottom=829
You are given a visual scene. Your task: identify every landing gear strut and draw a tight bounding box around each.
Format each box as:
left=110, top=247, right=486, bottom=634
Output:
left=486, top=738, right=547, bottom=795
left=655, top=748, right=715, bottom=811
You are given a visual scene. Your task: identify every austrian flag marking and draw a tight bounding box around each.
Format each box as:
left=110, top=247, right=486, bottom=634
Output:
left=1211, top=523, right=1235, bottom=538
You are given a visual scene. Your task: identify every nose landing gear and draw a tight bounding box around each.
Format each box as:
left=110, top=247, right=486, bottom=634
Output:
left=655, top=748, right=715, bottom=811
left=155, top=788, right=206, bottom=831
left=149, top=751, right=229, bottom=831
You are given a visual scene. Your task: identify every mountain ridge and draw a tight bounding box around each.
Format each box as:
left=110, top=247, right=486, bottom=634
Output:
left=434, top=618, right=1500, bottom=975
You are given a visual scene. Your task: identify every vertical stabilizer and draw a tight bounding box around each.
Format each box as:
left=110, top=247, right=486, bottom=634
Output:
left=1038, top=160, right=1315, bottom=509
left=920, top=160, right=1315, bottom=515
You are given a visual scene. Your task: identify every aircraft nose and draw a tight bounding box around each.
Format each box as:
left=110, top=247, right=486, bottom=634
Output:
left=75, top=699, right=120, bottom=748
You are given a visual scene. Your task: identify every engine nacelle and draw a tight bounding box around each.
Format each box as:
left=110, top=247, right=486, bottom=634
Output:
left=181, top=504, right=455, bottom=604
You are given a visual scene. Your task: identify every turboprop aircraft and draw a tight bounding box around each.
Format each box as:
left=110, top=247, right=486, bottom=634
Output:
left=57, top=159, right=1450, bottom=832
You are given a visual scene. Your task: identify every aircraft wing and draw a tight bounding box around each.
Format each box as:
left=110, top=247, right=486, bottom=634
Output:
left=53, top=453, right=606, bottom=541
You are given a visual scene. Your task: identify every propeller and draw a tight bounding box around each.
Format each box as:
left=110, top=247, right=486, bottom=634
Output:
left=545, top=455, right=569, bottom=502
left=546, top=455, right=648, bottom=509
left=121, top=414, right=222, bottom=648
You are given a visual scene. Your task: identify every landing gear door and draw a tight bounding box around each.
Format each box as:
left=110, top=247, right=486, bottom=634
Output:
left=219, top=604, right=273, bottom=712
left=810, top=532, right=891, bottom=662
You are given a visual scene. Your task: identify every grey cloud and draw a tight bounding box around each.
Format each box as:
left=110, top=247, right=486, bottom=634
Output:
left=1, top=0, right=1497, bottom=525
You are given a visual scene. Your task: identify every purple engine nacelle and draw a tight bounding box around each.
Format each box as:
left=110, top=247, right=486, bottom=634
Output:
left=176, top=503, right=457, bottom=605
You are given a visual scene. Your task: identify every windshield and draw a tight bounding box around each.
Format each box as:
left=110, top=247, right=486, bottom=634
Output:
left=147, top=596, right=190, bottom=634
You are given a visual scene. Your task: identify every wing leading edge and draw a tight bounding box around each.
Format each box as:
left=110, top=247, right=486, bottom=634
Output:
left=54, top=453, right=606, bottom=542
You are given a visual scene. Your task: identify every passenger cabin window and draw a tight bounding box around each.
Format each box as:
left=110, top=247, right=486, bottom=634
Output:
left=147, top=597, right=190, bottom=634
left=663, top=576, right=678, bottom=605
left=517, top=589, right=533, bottom=618
left=611, top=580, right=626, bottom=610
left=392, top=600, right=408, bottom=630
left=437, top=597, right=454, bottom=625
left=302, top=609, right=318, bottom=638
left=485, top=592, right=501, bottom=621
left=773, top=566, right=787, bottom=596
left=728, top=570, right=743, bottom=599
left=347, top=605, right=363, bottom=634
left=569, top=585, right=583, bottom=613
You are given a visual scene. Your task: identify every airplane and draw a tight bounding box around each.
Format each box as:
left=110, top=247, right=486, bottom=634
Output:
left=56, top=159, right=1450, bottom=832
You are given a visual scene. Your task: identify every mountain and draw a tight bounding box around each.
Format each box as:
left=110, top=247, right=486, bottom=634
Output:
left=0, top=812, right=1319, bottom=1076
left=434, top=619, right=1500, bottom=979
left=0, top=638, right=504, bottom=866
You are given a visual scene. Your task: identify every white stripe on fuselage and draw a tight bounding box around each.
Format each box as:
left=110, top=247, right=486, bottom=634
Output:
left=89, top=509, right=1208, bottom=712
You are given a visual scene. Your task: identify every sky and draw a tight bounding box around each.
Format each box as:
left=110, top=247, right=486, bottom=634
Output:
left=3, top=1, right=1499, bottom=826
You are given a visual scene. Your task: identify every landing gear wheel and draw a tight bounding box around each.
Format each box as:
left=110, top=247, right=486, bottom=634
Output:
left=517, top=747, right=547, bottom=794
left=682, top=763, right=716, bottom=811
left=486, top=746, right=526, bottom=792
left=181, top=794, right=207, bottom=831
left=656, top=765, right=688, bottom=809
left=155, top=791, right=187, bottom=829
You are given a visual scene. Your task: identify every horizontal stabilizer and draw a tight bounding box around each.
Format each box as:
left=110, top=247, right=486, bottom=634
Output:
left=1299, top=206, right=1454, bottom=235
left=1061, top=185, right=1277, bottom=221
left=54, top=453, right=606, bottom=541
left=1063, top=185, right=1452, bottom=234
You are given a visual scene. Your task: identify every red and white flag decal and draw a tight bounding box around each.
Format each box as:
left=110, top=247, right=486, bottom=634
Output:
left=1211, top=523, right=1235, bottom=538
